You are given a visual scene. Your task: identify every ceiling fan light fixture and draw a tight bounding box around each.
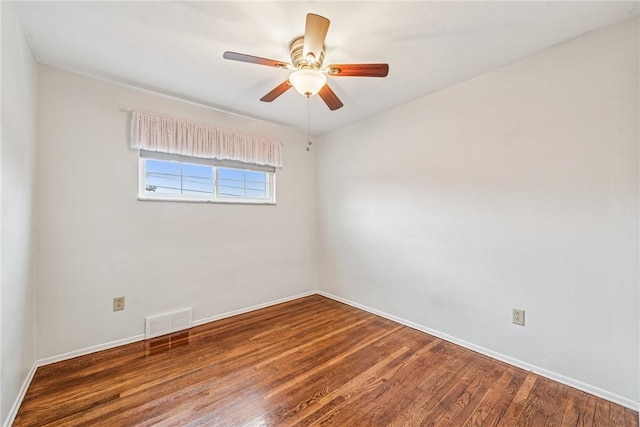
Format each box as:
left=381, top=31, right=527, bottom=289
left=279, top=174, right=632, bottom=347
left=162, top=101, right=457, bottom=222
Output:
left=289, top=69, right=327, bottom=97
left=223, top=14, right=388, bottom=110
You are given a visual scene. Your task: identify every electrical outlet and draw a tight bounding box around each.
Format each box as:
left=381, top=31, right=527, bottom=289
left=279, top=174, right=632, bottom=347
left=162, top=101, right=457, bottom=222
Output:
left=113, top=297, right=125, bottom=311
left=512, top=308, right=525, bottom=326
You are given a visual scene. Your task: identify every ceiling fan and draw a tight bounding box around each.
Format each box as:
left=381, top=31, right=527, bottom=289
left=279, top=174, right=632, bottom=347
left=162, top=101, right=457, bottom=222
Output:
left=223, top=13, right=389, bottom=111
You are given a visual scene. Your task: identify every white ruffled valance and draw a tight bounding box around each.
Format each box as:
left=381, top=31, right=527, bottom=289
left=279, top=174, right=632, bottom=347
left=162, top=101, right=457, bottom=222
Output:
left=130, top=110, right=283, bottom=168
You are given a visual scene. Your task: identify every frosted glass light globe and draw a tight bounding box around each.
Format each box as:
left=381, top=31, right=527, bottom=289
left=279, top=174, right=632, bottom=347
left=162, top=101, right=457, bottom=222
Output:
left=289, top=69, right=327, bottom=97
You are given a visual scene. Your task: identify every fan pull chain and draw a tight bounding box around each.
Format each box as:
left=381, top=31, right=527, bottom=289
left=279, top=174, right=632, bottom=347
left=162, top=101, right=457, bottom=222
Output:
left=306, top=97, right=312, bottom=152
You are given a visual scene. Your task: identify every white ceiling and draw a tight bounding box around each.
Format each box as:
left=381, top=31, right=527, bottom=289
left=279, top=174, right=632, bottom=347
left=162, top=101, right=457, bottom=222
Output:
left=12, top=1, right=639, bottom=135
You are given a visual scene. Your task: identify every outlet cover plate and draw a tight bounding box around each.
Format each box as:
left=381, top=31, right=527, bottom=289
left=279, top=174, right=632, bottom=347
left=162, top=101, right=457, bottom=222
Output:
left=512, top=308, right=525, bottom=326
left=113, top=296, right=125, bottom=311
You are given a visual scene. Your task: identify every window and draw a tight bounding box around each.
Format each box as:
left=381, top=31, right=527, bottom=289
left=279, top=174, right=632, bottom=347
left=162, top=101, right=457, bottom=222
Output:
left=139, top=153, right=276, bottom=204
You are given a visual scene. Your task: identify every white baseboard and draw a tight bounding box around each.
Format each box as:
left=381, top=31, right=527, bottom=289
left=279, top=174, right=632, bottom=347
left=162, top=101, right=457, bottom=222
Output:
left=37, top=334, right=147, bottom=367
left=4, top=362, right=38, bottom=427
left=3, top=290, right=318, bottom=426
left=317, top=291, right=639, bottom=412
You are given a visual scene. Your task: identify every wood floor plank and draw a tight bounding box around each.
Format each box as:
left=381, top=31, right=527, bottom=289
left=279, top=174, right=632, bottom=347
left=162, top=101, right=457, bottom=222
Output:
left=499, top=371, right=538, bottom=425
left=13, top=295, right=637, bottom=426
left=625, top=408, right=640, bottom=427
left=576, top=392, right=597, bottom=426
left=608, top=401, right=626, bottom=426
left=559, top=390, right=583, bottom=427
left=594, top=398, right=610, bottom=426
left=432, top=359, right=504, bottom=426
left=543, top=379, right=569, bottom=427
left=462, top=365, right=527, bottom=427
left=528, top=376, right=563, bottom=425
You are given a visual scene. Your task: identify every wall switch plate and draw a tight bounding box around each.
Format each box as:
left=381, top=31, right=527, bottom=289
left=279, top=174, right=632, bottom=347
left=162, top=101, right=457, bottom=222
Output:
left=113, top=296, right=125, bottom=311
left=512, top=308, right=525, bottom=326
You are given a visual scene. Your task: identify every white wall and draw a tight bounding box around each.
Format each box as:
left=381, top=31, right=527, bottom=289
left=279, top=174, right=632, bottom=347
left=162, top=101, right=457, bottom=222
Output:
left=318, top=18, right=639, bottom=404
left=36, top=66, right=317, bottom=358
left=1, top=2, right=38, bottom=424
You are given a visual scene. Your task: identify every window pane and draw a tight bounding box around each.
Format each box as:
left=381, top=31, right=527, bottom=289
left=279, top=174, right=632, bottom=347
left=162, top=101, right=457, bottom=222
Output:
left=246, top=189, right=267, bottom=198
left=144, top=159, right=181, bottom=194
left=218, top=185, right=244, bottom=197
left=218, top=179, right=244, bottom=190
left=245, top=170, right=266, bottom=182
left=145, top=159, right=181, bottom=175
left=182, top=177, right=213, bottom=195
left=182, top=163, right=212, bottom=179
left=216, top=168, right=269, bottom=199
left=218, top=168, right=244, bottom=181
left=246, top=181, right=266, bottom=191
left=182, top=164, right=213, bottom=195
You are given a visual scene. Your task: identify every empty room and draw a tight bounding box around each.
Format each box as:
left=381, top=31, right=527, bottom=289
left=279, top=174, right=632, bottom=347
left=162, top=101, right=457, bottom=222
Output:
left=2, top=1, right=639, bottom=426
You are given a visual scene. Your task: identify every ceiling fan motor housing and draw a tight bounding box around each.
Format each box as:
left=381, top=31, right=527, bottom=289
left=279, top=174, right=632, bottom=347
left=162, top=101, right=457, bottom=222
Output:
left=290, top=36, right=325, bottom=69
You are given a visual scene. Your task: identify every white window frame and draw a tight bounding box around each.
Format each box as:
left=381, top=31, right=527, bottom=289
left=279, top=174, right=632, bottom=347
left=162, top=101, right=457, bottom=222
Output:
left=138, top=151, right=276, bottom=205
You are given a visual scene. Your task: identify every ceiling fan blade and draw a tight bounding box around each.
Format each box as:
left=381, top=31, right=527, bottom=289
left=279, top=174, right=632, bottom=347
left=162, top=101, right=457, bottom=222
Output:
left=326, top=63, right=389, bottom=77
left=260, top=80, right=292, bottom=102
left=318, top=84, right=343, bottom=111
left=223, top=51, right=290, bottom=69
left=303, top=14, right=330, bottom=62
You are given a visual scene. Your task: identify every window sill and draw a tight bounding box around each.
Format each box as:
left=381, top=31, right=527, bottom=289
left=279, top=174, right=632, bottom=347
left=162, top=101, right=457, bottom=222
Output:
left=137, top=196, right=276, bottom=205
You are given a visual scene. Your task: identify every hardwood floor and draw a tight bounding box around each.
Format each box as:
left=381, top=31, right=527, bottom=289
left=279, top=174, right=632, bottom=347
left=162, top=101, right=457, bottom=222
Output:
left=14, top=295, right=638, bottom=426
